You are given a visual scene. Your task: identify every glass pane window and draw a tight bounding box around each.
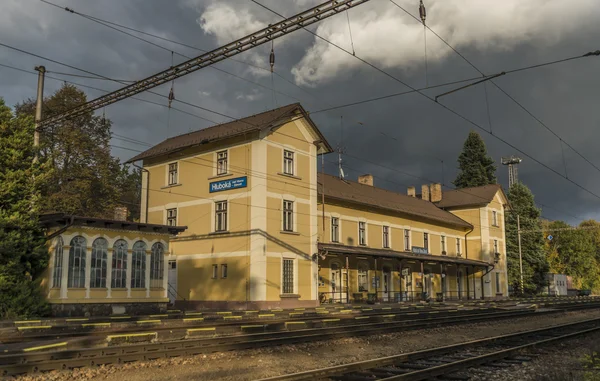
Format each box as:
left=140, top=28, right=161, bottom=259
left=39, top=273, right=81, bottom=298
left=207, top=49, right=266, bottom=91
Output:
left=496, top=272, right=501, bottom=292
left=404, top=229, right=410, bottom=251
left=359, top=222, right=366, bottom=245
left=283, top=200, right=293, bottom=232
left=331, top=217, right=339, bottom=243
left=221, top=264, right=228, bottom=279
left=68, top=236, right=87, bottom=288
left=492, top=211, right=498, bottom=226
left=168, top=162, right=178, bottom=185
left=167, top=208, right=177, bottom=226
left=150, top=242, right=165, bottom=288
left=112, top=240, right=128, bottom=288
left=283, top=259, right=294, bottom=294
left=90, top=238, right=108, bottom=288
left=358, top=266, right=369, bottom=292
left=215, top=201, right=227, bottom=232
left=423, top=233, right=429, bottom=251
left=283, top=150, right=294, bottom=175
left=52, top=236, right=64, bottom=288
left=457, top=238, right=461, bottom=255
left=217, top=150, right=228, bottom=175
left=131, top=241, right=146, bottom=289
left=383, top=226, right=390, bottom=248
left=494, top=239, right=499, bottom=253
left=212, top=264, right=218, bottom=279
left=441, top=235, right=446, bottom=253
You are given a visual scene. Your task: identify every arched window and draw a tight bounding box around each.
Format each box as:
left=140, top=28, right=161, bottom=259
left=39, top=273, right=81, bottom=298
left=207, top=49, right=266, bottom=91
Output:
left=68, top=236, right=87, bottom=288
left=52, top=236, right=64, bottom=288
left=150, top=242, right=165, bottom=288
left=90, top=238, right=108, bottom=288
left=131, top=241, right=146, bottom=289
left=112, top=240, right=128, bottom=288
left=358, top=263, right=369, bottom=292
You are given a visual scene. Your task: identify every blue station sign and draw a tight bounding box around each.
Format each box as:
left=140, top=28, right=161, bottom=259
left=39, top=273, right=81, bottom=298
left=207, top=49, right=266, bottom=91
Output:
left=411, top=246, right=429, bottom=255
left=209, top=176, right=248, bottom=193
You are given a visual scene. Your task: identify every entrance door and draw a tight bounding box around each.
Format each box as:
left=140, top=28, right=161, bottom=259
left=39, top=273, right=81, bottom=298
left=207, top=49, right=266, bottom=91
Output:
left=424, top=274, right=433, bottom=297
left=167, top=260, right=177, bottom=305
left=330, top=263, right=346, bottom=303
left=457, top=271, right=462, bottom=299
left=382, top=268, right=392, bottom=302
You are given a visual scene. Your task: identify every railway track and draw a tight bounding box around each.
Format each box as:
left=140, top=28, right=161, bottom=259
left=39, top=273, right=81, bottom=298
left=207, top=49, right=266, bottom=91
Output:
left=260, top=317, right=600, bottom=381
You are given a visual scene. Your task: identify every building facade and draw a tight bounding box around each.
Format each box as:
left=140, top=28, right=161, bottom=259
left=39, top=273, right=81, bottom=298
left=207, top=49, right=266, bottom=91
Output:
left=128, top=103, right=509, bottom=310
left=42, top=213, right=186, bottom=316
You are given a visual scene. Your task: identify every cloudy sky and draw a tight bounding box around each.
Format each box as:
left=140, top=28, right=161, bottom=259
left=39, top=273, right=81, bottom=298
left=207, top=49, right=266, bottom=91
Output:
left=2, top=0, right=600, bottom=224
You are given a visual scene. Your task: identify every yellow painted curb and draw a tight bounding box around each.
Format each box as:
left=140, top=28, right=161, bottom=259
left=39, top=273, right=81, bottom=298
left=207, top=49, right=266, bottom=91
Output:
left=381, top=307, right=392, bottom=310
left=66, top=318, right=88, bottom=322
left=224, top=315, right=242, bottom=320
left=407, top=312, right=419, bottom=315
left=289, top=312, right=303, bottom=317
left=241, top=325, right=264, bottom=329
left=381, top=314, right=395, bottom=318
left=322, top=319, right=340, bottom=323
left=23, top=342, right=67, bottom=352
left=317, top=311, right=330, bottom=314
left=285, top=321, right=306, bottom=328
left=167, top=310, right=181, bottom=313
left=355, top=316, right=370, bottom=320
left=17, top=326, right=52, bottom=331
left=150, top=314, right=168, bottom=318
left=107, top=332, right=156, bottom=339
left=259, top=314, right=275, bottom=318
left=82, top=323, right=111, bottom=328
left=294, top=308, right=305, bottom=311
left=187, top=327, right=216, bottom=333
left=244, top=311, right=259, bottom=314
left=14, top=320, right=42, bottom=324
left=185, top=312, right=203, bottom=316
left=183, top=318, right=204, bottom=322
left=217, top=311, right=232, bottom=315
left=428, top=311, right=440, bottom=314
left=136, top=320, right=161, bottom=324
left=110, top=316, right=130, bottom=319
left=339, top=310, right=353, bottom=313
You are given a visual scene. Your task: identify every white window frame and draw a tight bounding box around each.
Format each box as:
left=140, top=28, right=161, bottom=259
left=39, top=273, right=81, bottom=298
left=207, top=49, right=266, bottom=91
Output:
left=166, top=208, right=177, bottom=226
left=283, top=200, right=294, bottom=232
left=167, top=162, right=178, bottom=186
left=212, top=264, right=218, bottom=279
left=494, top=239, right=499, bottom=253
left=358, top=221, right=367, bottom=246
left=423, top=232, right=429, bottom=251
left=404, top=229, right=411, bottom=251
left=216, top=150, right=228, bottom=176
left=382, top=226, right=390, bottom=248
left=331, top=217, right=339, bottom=243
left=492, top=210, right=498, bottom=227
left=283, top=150, right=294, bottom=176
left=221, top=264, right=228, bottom=279
left=357, top=263, right=369, bottom=292
left=282, top=257, right=296, bottom=294
left=52, top=236, right=64, bottom=288
left=215, top=201, right=228, bottom=232
left=441, top=235, right=446, bottom=254
left=457, top=238, right=462, bottom=255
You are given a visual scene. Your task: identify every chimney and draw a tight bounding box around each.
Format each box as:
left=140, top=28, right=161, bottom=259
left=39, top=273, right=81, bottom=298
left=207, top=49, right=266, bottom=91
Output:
left=358, top=174, right=374, bottom=186
left=430, top=183, right=442, bottom=203
left=407, top=186, right=416, bottom=197
left=114, top=206, right=128, bottom=221
left=421, top=184, right=430, bottom=202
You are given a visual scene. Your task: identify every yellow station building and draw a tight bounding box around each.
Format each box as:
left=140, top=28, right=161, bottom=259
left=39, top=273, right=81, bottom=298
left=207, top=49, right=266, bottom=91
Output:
left=125, top=103, right=509, bottom=310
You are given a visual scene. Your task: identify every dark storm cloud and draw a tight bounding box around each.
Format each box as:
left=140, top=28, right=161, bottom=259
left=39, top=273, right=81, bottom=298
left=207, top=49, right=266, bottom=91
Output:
left=1, top=0, right=599, bottom=225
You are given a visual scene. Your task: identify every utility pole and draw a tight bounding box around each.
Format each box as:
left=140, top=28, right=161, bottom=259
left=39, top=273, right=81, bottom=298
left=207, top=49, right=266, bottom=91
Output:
left=33, top=65, right=46, bottom=163
left=517, top=214, right=524, bottom=295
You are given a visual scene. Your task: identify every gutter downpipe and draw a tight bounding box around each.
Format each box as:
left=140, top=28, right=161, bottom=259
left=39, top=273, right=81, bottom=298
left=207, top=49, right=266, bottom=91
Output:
left=132, top=163, right=150, bottom=223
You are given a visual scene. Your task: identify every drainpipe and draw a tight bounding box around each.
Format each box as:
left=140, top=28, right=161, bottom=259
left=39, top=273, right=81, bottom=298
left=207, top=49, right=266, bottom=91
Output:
left=132, top=163, right=150, bottom=223
left=464, top=226, right=473, bottom=259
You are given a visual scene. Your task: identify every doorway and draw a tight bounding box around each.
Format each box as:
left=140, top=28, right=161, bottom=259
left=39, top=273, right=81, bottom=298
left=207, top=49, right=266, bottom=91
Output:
left=457, top=271, right=463, bottom=299
left=382, top=266, right=392, bottom=302
left=167, top=260, right=177, bottom=305
left=330, top=263, right=346, bottom=303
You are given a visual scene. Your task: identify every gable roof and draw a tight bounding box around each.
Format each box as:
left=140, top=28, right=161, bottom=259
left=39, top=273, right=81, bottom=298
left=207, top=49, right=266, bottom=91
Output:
left=318, top=173, right=472, bottom=229
left=435, top=184, right=507, bottom=209
left=126, top=103, right=332, bottom=163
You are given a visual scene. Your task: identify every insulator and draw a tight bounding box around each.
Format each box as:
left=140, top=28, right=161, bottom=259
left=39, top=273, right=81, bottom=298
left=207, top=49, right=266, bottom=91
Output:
left=269, top=48, right=275, bottom=73
left=419, top=0, right=426, bottom=25
left=168, top=87, right=175, bottom=108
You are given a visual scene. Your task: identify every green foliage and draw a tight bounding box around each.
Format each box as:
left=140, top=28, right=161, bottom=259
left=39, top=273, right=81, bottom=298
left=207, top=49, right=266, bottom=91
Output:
left=453, top=131, right=497, bottom=188
left=505, top=182, right=549, bottom=294
left=15, top=84, right=140, bottom=219
left=0, top=98, right=50, bottom=318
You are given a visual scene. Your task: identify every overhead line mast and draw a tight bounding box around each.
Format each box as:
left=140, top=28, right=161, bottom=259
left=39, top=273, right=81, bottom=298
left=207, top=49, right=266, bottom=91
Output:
left=38, top=0, right=372, bottom=130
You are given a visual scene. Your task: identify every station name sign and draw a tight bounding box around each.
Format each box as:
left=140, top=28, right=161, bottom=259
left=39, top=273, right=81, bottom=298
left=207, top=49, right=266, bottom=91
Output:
left=411, top=246, right=428, bottom=255
left=209, top=176, right=248, bottom=193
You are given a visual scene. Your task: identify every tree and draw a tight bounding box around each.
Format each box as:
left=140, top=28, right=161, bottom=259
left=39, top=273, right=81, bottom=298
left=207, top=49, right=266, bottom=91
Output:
left=453, top=131, right=497, bottom=188
left=505, top=182, right=549, bottom=294
left=15, top=84, right=140, bottom=219
left=0, top=98, right=50, bottom=318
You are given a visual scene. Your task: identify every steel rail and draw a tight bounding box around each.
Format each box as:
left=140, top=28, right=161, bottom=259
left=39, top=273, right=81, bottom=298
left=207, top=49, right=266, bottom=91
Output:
left=38, top=0, right=372, bottom=130
left=259, top=316, right=600, bottom=381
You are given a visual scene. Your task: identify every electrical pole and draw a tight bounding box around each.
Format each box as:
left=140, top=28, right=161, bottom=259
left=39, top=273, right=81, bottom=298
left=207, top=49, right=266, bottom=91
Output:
left=517, top=214, right=524, bottom=295
left=33, top=65, right=46, bottom=163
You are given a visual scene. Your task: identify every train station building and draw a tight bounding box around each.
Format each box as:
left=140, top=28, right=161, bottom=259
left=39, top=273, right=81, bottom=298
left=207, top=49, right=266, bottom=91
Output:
left=124, top=103, right=509, bottom=310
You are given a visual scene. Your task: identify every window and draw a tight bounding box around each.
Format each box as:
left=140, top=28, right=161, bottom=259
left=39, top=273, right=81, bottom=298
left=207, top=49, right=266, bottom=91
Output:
left=131, top=241, right=146, bottom=289
left=495, top=272, right=501, bottom=292
left=68, top=236, right=87, bottom=288
left=423, top=233, right=429, bottom=251
left=383, top=226, right=390, bottom=248
left=167, top=208, right=177, bottom=226
left=358, top=265, right=369, bottom=292
left=359, top=222, right=366, bottom=246
left=90, top=238, right=108, bottom=288
left=331, top=217, right=339, bottom=243
left=112, top=240, right=127, bottom=288
left=212, top=264, right=218, bottom=279
left=150, top=242, right=165, bottom=288
left=283, top=150, right=294, bottom=175
left=494, top=239, right=499, bottom=253
left=283, top=200, right=294, bottom=232
left=457, top=238, right=462, bottom=255
left=52, top=237, right=64, bottom=288
left=404, top=229, right=410, bottom=251
left=221, top=264, right=228, bottom=279
left=168, top=162, right=178, bottom=185
left=492, top=211, right=498, bottom=227
left=215, top=201, right=227, bottom=232
left=217, top=150, right=228, bottom=175
left=441, top=235, right=446, bottom=254
left=283, top=259, right=294, bottom=294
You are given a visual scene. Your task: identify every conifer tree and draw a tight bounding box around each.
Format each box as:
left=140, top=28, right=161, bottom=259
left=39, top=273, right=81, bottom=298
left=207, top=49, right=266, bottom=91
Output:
left=453, top=131, right=497, bottom=188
